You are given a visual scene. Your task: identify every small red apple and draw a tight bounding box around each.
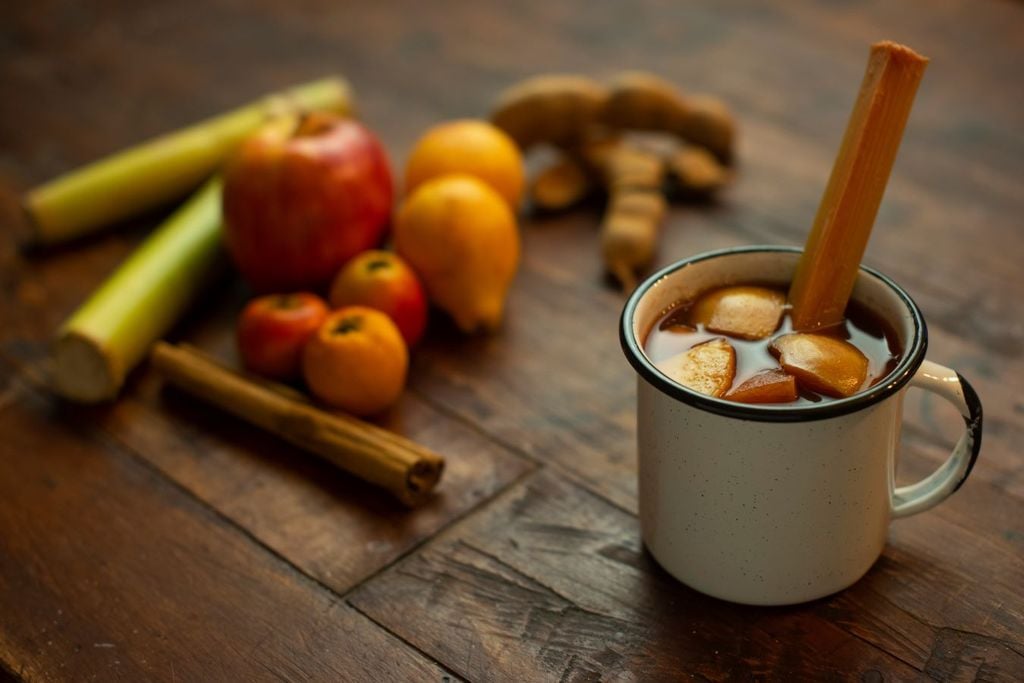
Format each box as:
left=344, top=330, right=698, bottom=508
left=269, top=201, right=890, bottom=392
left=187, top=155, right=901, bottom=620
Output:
left=328, top=250, right=428, bottom=346
left=223, top=113, right=393, bottom=292
left=237, top=292, right=329, bottom=380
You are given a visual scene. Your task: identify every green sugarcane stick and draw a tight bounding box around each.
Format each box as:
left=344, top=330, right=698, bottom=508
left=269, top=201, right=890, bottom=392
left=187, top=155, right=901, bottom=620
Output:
left=25, top=77, right=352, bottom=245
left=54, top=177, right=225, bottom=403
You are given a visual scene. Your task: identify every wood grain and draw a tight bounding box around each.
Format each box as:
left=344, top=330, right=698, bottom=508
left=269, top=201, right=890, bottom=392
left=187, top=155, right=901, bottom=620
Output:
left=0, top=363, right=455, bottom=681
left=3, top=283, right=532, bottom=596
left=1, top=0, right=1022, bottom=680
left=411, top=204, right=1024, bottom=510
left=351, top=471, right=1024, bottom=681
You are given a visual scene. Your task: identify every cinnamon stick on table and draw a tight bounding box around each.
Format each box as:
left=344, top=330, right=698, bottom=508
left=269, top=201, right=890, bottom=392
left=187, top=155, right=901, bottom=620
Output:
left=789, top=41, right=929, bottom=331
left=150, top=342, right=444, bottom=507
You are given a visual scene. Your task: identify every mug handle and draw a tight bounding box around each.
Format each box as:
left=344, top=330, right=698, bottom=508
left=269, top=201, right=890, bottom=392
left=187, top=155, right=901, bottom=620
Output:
left=892, top=360, right=983, bottom=518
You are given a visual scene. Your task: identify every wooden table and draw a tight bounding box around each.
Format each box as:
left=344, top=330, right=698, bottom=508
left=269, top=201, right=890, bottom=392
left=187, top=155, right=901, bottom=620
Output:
left=2, top=1, right=1022, bottom=680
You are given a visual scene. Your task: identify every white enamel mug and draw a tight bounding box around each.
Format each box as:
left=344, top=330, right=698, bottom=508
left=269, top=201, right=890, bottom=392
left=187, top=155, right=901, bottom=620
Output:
left=620, top=246, right=983, bottom=606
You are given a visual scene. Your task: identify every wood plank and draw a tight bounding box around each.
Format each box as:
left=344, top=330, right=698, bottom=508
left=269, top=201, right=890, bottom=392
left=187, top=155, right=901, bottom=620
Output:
left=2, top=0, right=1022, bottom=679
left=105, top=371, right=531, bottom=594
left=1, top=275, right=533, bottom=596
left=329, top=0, right=1021, bottom=363
left=666, top=4, right=1024, bottom=355
left=406, top=207, right=1024, bottom=511
left=351, top=471, right=1024, bottom=680
left=3, top=0, right=1020, bottom=515
left=0, top=5, right=536, bottom=598
left=1, top=161, right=530, bottom=600
left=6, top=181, right=1018, bottom=512
left=0, top=363, right=455, bottom=682
left=718, top=114, right=1024, bottom=359
left=392, top=0, right=1023, bottom=359
left=2, top=0, right=1017, bottom=555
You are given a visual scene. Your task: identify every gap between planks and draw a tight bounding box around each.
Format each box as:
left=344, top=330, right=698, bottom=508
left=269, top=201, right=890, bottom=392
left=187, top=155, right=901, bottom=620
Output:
left=0, top=360, right=981, bottom=679
left=0, top=354, right=531, bottom=613
left=343, top=472, right=942, bottom=679
left=1, top=330, right=636, bottom=611
left=408, top=384, right=640, bottom=518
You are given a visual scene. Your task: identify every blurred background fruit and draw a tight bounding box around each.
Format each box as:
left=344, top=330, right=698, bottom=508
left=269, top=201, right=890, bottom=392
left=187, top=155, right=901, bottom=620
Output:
left=223, top=113, right=393, bottom=292
left=404, top=119, right=524, bottom=209
left=395, top=174, right=520, bottom=333
left=237, top=292, right=329, bottom=380
left=302, top=306, right=408, bottom=416
left=329, top=250, right=428, bottom=347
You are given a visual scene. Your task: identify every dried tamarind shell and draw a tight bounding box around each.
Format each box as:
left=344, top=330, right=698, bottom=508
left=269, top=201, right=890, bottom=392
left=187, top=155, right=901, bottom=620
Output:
left=675, top=94, right=736, bottom=162
left=490, top=75, right=609, bottom=149
left=530, top=156, right=593, bottom=212
left=601, top=71, right=690, bottom=132
left=667, top=146, right=732, bottom=194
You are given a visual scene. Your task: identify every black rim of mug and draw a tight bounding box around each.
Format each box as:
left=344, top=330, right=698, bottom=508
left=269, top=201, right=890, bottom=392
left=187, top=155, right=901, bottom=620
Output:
left=620, top=245, right=929, bottom=423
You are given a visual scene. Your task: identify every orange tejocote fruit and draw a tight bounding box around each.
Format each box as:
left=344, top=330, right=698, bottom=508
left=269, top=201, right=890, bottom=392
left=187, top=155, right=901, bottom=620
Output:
left=404, top=119, right=525, bottom=209
left=302, top=306, right=408, bottom=416
left=395, top=174, right=520, bottom=333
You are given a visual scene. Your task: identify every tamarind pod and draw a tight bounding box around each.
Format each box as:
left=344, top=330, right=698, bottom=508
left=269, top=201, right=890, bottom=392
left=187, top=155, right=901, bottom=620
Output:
left=600, top=145, right=667, bottom=290
left=601, top=71, right=690, bottom=132
left=668, top=146, right=732, bottom=194
left=605, top=146, right=666, bottom=192
left=575, top=134, right=622, bottom=179
left=530, top=157, right=593, bottom=212
left=490, top=75, right=609, bottom=149
left=608, top=190, right=668, bottom=223
left=675, top=94, right=737, bottom=162
left=601, top=189, right=667, bottom=292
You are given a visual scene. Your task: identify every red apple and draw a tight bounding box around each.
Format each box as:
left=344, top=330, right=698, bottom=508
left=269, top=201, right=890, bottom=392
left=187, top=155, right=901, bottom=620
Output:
left=328, top=250, right=428, bottom=346
left=223, top=113, right=393, bottom=292
left=237, top=292, right=329, bottom=380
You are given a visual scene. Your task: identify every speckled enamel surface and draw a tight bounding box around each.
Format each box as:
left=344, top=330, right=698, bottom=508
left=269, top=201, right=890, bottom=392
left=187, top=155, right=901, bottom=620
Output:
left=624, top=248, right=975, bottom=606
left=637, top=378, right=897, bottom=605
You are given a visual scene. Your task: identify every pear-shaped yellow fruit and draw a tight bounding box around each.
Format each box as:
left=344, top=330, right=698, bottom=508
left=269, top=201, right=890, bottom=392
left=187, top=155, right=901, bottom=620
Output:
left=395, top=174, right=520, bottom=333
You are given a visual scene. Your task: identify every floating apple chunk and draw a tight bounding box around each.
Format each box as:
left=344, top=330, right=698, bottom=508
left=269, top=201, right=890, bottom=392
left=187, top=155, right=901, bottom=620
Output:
left=688, top=286, right=785, bottom=340
left=770, top=333, right=868, bottom=398
left=657, top=337, right=736, bottom=397
left=725, top=368, right=798, bottom=404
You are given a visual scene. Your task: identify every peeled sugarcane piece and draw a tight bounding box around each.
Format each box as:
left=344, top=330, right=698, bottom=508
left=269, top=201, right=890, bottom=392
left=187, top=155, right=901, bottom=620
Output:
left=668, top=145, right=731, bottom=194
left=490, top=75, right=609, bottom=149
left=789, top=42, right=928, bottom=331
left=725, top=369, right=798, bottom=404
left=688, top=285, right=785, bottom=340
left=601, top=71, right=689, bottom=132
left=25, top=77, right=353, bottom=245
left=53, top=178, right=224, bottom=403
left=530, top=156, right=593, bottom=211
left=674, top=94, right=736, bottom=162
left=658, top=337, right=736, bottom=398
left=770, top=333, right=869, bottom=398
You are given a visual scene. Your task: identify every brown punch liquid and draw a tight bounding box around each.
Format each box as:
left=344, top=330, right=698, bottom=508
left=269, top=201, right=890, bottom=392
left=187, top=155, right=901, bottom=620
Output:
left=644, top=285, right=902, bottom=405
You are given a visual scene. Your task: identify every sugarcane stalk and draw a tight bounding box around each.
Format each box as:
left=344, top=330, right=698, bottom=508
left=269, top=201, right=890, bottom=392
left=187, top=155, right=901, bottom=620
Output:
left=53, top=177, right=225, bottom=403
left=25, top=77, right=352, bottom=245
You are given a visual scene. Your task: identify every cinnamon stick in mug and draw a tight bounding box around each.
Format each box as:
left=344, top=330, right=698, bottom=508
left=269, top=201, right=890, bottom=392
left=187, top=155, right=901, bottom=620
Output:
left=150, top=342, right=444, bottom=507
left=789, top=41, right=928, bottom=331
